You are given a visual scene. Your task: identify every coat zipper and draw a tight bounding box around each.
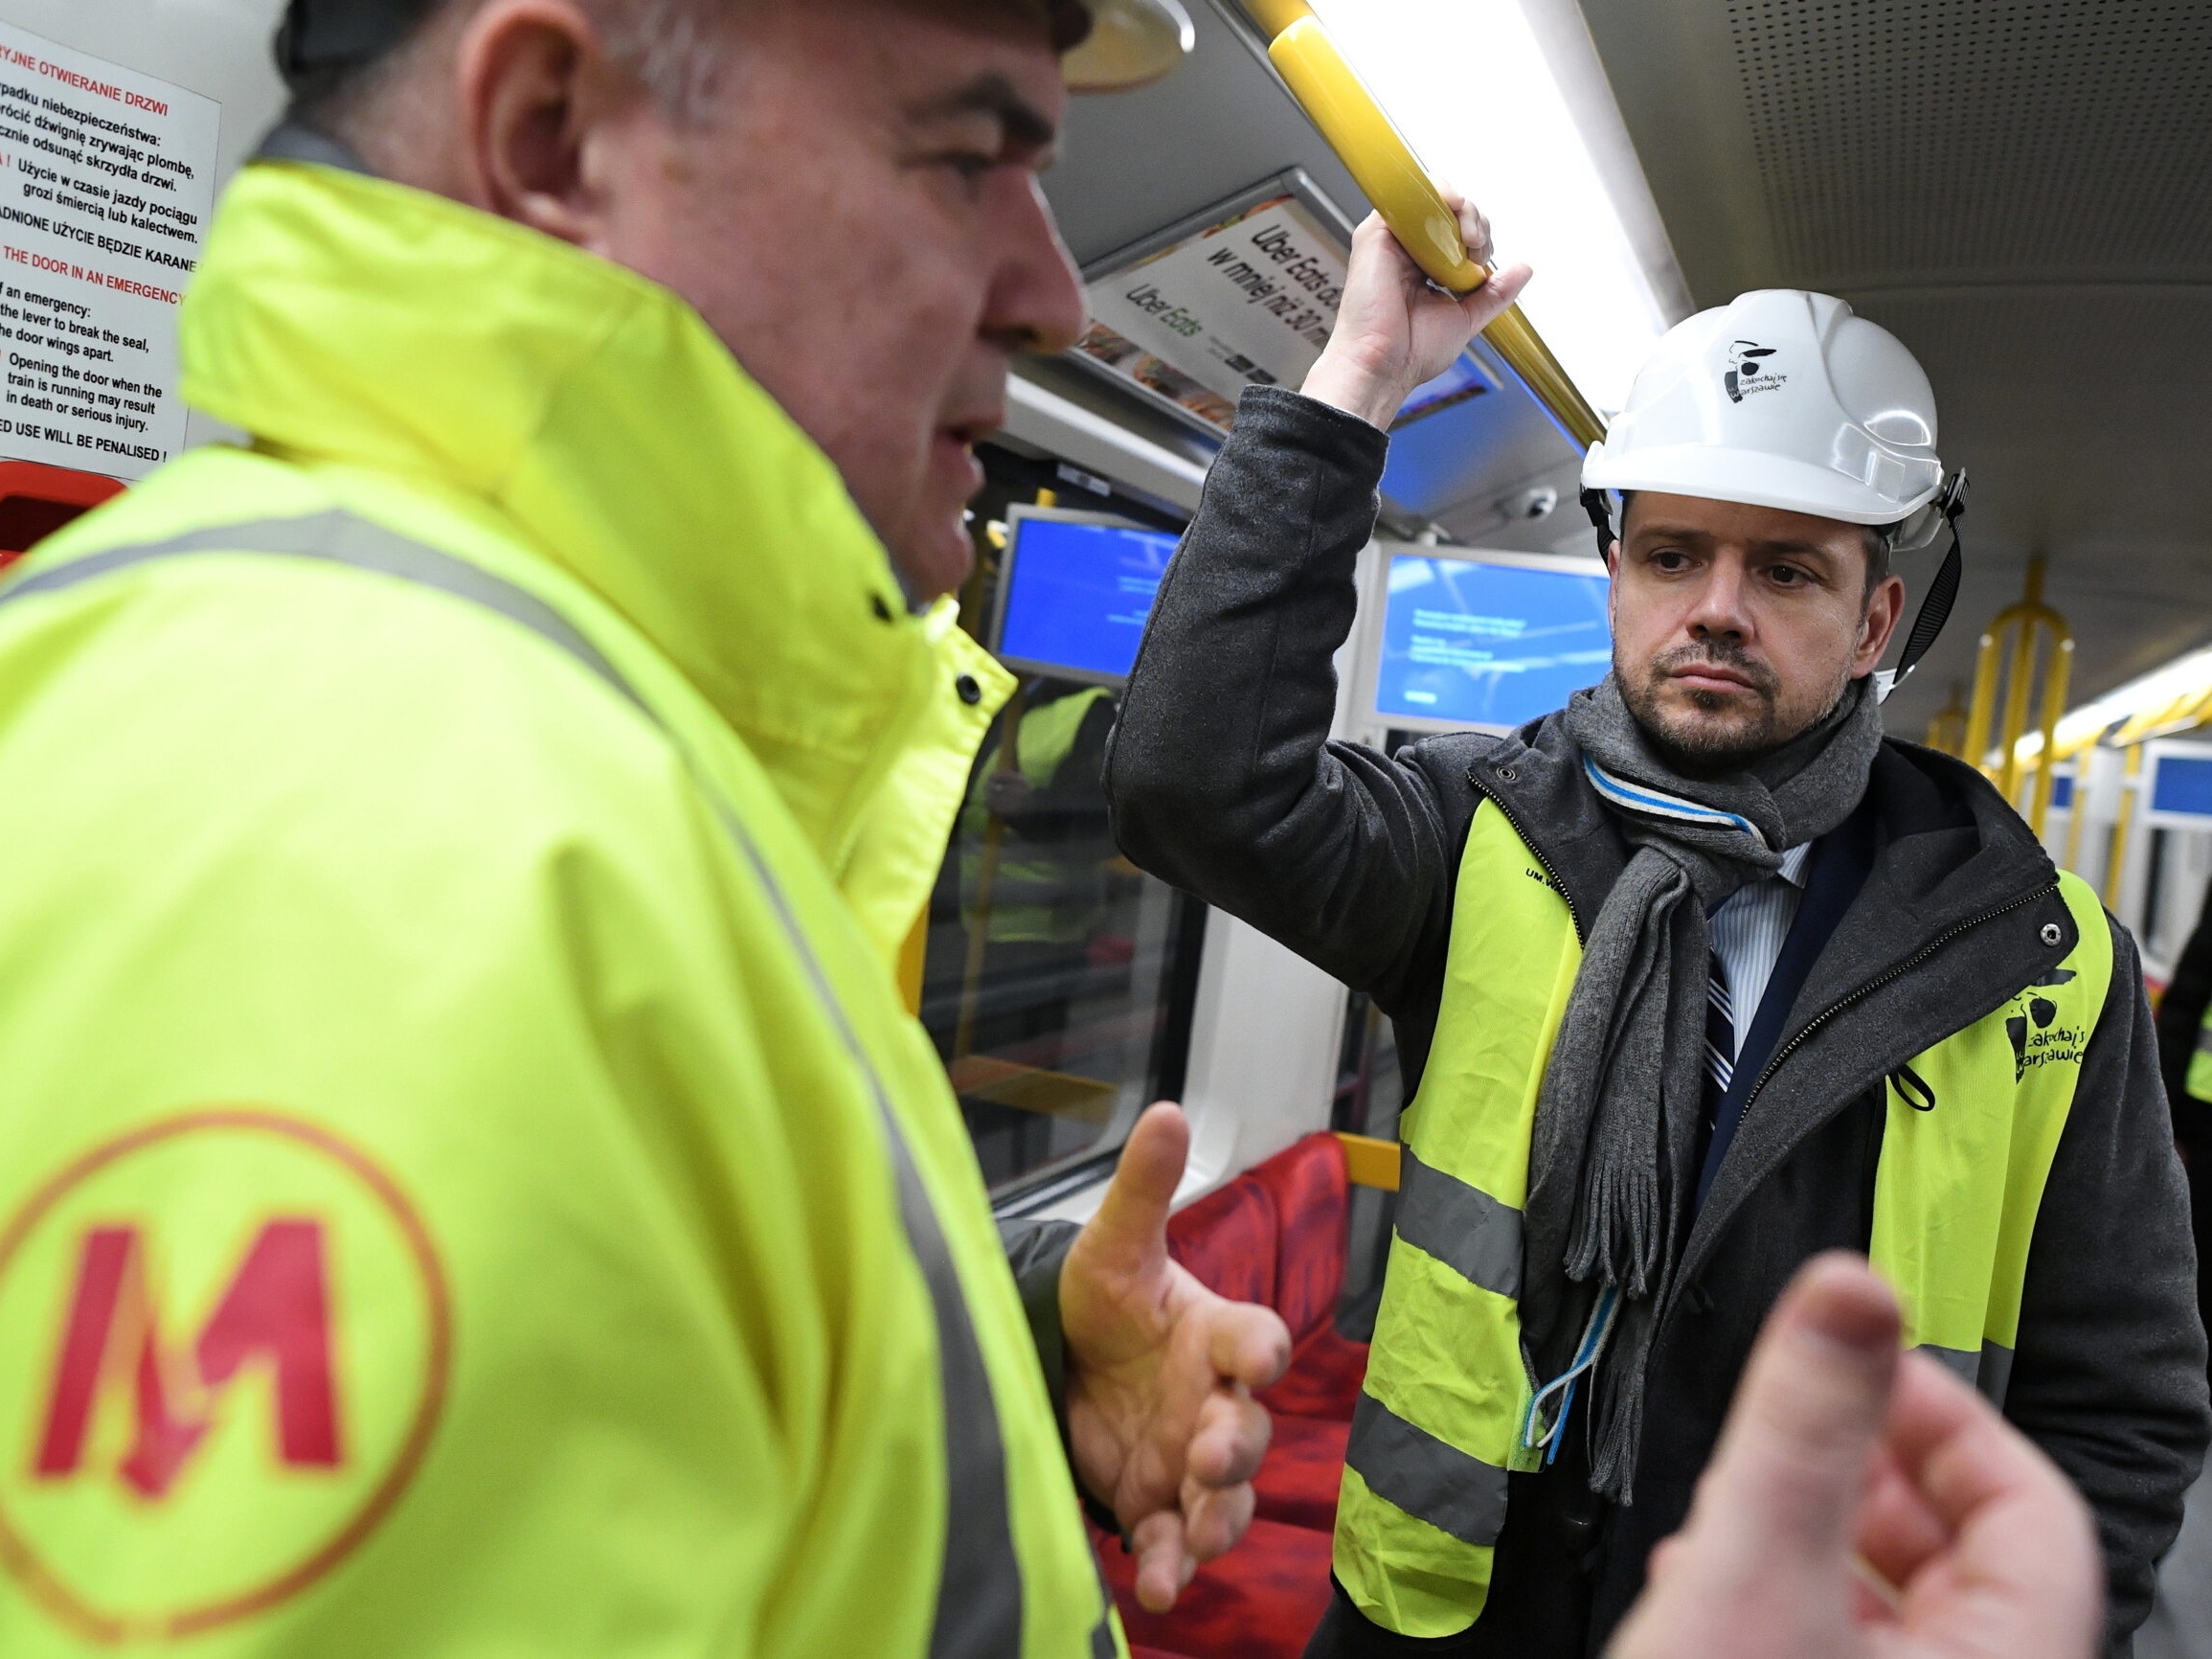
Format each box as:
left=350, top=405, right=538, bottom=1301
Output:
left=1468, top=770, right=1585, bottom=942
left=1732, top=878, right=2058, bottom=1122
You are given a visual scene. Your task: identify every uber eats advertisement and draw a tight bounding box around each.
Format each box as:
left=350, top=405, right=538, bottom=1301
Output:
left=0, top=20, right=216, bottom=480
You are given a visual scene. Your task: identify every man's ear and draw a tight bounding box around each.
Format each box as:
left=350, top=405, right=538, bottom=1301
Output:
left=453, top=0, right=637, bottom=242
left=1853, top=572, right=1907, bottom=675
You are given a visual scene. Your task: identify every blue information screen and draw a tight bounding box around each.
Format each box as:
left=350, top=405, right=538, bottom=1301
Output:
left=1376, top=554, right=1613, bottom=729
left=999, top=513, right=1180, bottom=682
left=2151, top=754, right=2212, bottom=818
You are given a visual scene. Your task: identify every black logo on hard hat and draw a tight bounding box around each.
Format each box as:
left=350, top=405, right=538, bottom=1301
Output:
left=1725, top=341, right=1781, bottom=404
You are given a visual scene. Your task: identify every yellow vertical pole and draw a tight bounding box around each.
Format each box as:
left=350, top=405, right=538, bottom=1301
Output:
left=1963, top=629, right=2002, bottom=774
left=2062, top=748, right=2090, bottom=875
left=2104, top=744, right=2143, bottom=911
left=2024, top=633, right=2073, bottom=840
left=1994, top=558, right=2045, bottom=807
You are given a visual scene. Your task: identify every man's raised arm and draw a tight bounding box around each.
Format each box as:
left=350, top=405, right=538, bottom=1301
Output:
left=1103, top=206, right=1530, bottom=1002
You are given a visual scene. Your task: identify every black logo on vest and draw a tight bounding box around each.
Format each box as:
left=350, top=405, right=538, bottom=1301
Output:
left=2006, top=967, right=2085, bottom=1080
left=1725, top=341, right=1783, bottom=404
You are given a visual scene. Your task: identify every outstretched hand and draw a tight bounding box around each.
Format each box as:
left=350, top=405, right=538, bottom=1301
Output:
left=1061, top=1102, right=1293, bottom=1612
left=1608, top=1253, right=2102, bottom=1659
left=1300, top=189, right=1532, bottom=430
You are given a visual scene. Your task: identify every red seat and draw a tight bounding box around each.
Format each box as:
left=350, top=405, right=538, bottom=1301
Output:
left=1165, top=1172, right=1278, bottom=1307
left=1102, top=1135, right=1369, bottom=1658
left=1248, top=1133, right=1350, bottom=1342
left=1253, top=1413, right=1350, bottom=1533
left=1096, top=1517, right=1335, bottom=1659
left=1257, top=1322, right=1369, bottom=1422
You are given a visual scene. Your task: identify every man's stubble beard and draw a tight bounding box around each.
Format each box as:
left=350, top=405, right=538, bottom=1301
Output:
left=1617, top=640, right=1851, bottom=779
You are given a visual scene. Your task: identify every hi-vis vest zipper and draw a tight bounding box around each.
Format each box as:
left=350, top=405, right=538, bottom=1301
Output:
left=1334, top=800, right=2112, bottom=1639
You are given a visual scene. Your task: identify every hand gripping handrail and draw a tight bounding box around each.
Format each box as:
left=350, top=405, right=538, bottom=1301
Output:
left=1240, top=0, right=1609, bottom=449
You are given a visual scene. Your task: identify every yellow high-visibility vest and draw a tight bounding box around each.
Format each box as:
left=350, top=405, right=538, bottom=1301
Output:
left=1335, top=800, right=2111, bottom=1637
left=959, top=686, right=1117, bottom=945
left=0, top=156, right=1113, bottom=1659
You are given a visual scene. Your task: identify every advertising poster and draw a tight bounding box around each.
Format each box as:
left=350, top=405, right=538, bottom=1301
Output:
left=0, top=22, right=218, bottom=481
left=1077, top=191, right=1349, bottom=432
left=1076, top=182, right=1487, bottom=436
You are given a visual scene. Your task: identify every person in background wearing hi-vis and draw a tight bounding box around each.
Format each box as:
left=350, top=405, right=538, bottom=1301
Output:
left=1105, top=194, right=2209, bottom=1656
left=0, top=3, right=1300, bottom=1654
left=2157, top=881, right=2212, bottom=1391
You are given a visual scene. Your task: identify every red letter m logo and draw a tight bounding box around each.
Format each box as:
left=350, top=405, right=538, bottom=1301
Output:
left=33, top=1220, right=343, bottom=1499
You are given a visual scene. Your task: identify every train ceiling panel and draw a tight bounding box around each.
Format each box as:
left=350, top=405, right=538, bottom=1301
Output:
left=1579, top=0, right=2212, bottom=736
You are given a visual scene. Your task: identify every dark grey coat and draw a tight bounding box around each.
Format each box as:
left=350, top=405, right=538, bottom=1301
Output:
left=1103, top=386, right=2209, bottom=1656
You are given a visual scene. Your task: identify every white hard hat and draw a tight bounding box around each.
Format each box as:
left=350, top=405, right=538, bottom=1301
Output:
left=1581, top=289, right=1970, bottom=700
left=1583, top=290, right=1955, bottom=551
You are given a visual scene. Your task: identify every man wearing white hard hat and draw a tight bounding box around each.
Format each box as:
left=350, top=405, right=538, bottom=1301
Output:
left=0, top=3, right=1312, bottom=1656
left=1107, top=203, right=2208, bottom=1655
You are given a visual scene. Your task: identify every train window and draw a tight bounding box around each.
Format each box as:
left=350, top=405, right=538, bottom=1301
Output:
left=917, top=674, right=1207, bottom=1199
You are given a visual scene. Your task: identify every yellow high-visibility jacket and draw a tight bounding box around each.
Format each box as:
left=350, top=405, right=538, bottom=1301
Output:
left=0, top=157, right=1117, bottom=1658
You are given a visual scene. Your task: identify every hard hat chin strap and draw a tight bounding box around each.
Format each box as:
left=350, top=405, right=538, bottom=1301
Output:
left=1872, top=469, right=1968, bottom=704
left=1580, top=478, right=1970, bottom=707
left=1580, top=487, right=1617, bottom=561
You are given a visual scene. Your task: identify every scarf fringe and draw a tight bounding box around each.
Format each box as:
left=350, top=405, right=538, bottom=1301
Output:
left=1564, top=1160, right=1662, bottom=1298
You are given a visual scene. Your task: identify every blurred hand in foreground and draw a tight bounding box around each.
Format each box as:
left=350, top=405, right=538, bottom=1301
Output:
left=1609, top=1252, right=2101, bottom=1659
left=1059, top=1102, right=1293, bottom=1612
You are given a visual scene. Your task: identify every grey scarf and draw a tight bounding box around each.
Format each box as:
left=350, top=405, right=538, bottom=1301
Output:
left=1524, top=673, right=1882, bottom=1502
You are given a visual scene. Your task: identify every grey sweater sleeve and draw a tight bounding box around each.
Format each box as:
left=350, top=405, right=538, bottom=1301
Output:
left=2006, top=915, right=2210, bottom=1650
left=999, top=1218, right=1080, bottom=1417
left=1102, top=385, right=1457, bottom=1009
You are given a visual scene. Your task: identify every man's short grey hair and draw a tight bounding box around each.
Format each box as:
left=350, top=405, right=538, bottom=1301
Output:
left=292, top=0, right=1091, bottom=133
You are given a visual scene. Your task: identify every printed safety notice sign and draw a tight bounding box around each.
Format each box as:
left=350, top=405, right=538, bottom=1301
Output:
left=0, top=23, right=217, bottom=481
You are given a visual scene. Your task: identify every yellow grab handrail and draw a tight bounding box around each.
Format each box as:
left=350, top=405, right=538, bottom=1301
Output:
left=1253, top=11, right=1609, bottom=450
left=1337, top=1130, right=1402, bottom=1192
left=2104, top=744, right=2143, bottom=911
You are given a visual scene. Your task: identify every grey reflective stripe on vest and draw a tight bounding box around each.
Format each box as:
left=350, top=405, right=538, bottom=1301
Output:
left=2198, top=1023, right=2212, bottom=1057
left=0, top=512, right=1073, bottom=1659
left=1345, top=1391, right=1510, bottom=1548
left=1916, top=1341, right=2016, bottom=1407
left=1394, top=1147, right=1523, bottom=1300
